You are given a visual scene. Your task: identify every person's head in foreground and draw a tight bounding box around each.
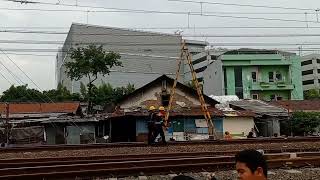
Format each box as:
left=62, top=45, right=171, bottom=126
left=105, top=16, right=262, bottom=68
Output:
left=235, top=149, right=268, bottom=180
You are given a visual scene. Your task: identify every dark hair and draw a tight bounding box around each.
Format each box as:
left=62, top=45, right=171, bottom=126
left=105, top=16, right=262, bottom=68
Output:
left=235, top=149, right=268, bottom=178
left=171, top=175, right=195, bottom=180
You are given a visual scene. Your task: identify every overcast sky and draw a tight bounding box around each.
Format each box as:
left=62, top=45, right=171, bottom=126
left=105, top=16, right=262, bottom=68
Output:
left=0, top=0, right=319, bottom=93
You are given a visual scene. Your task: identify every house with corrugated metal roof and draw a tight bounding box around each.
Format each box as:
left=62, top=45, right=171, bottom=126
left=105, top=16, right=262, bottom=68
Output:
left=229, top=100, right=289, bottom=137
left=0, top=102, right=98, bottom=145
left=103, top=75, right=255, bottom=142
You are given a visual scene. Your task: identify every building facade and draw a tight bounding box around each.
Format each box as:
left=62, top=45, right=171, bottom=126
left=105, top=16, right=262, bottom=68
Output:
left=203, top=49, right=304, bottom=101
left=56, top=23, right=182, bottom=93
left=301, top=54, right=320, bottom=91
left=56, top=23, right=209, bottom=93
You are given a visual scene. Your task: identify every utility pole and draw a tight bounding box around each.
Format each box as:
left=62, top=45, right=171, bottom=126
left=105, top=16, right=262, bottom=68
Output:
left=5, top=103, right=9, bottom=145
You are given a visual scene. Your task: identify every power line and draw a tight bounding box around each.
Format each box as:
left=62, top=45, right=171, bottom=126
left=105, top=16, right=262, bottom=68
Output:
left=3, top=29, right=320, bottom=37
left=2, top=26, right=320, bottom=30
left=0, top=49, right=91, bottom=137
left=2, top=0, right=320, bottom=23
left=0, top=7, right=318, bottom=15
left=0, top=70, right=13, bottom=85
left=168, top=0, right=317, bottom=11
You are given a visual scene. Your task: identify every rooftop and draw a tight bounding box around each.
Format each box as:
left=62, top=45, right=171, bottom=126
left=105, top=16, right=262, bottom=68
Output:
left=0, top=102, right=80, bottom=115
left=229, top=100, right=288, bottom=117
left=270, top=100, right=320, bottom=112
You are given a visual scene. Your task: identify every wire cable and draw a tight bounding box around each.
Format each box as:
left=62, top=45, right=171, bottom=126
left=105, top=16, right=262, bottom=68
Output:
left=2, top=0, right=320, bottom=23
left=168, top=0, right=317, bottom=11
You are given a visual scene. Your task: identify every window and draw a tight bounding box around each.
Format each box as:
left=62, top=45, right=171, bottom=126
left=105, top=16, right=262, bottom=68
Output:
left=302, top=70, right=314, bottom=76
left=303, top=80, right=315, bottom=85
left=318, top=69, right=320, bottom=74
left=161, top=94, right=170, bottom=106
left=269, top=72, right=274, bottom=82
left=251, top=72, right=257, bottom=82
left=317, top=59, right=320, bottom=64
left=224, top=67, right=227, bottom=95
left=252, top=94, right=258, bottom=100
left=275, top=72, right=282, bottom=81
left=301, top=60, right=313, bottom=66
left=234, top=67, right=243, bottom=99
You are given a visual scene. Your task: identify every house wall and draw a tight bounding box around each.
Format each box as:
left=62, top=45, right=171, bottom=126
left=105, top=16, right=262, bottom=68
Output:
left=45, top=124, right=95, bottom=145
left=120, top=83, right=210, bottom=109
left=135, top=117, right=224, bottom=142
left=223, top=116, right=255, bottom=137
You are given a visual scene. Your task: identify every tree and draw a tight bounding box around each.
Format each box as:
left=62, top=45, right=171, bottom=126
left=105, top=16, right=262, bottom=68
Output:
left=304, top=89, right=320, bottom=100
left=65, top=45, right=122, bottom=113
left=290, top=112, right=320, bottom=136
left=0, top=85, right=45, bottom=102
left=82, top=82, right=135, bottom=108
left=43, top=83, right=82, bottom=102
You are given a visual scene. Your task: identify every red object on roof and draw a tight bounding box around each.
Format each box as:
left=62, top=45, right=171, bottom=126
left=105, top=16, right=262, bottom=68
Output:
left=0, top=102, right=80, bottom=114
left=270, top=100, right=320, bottom=112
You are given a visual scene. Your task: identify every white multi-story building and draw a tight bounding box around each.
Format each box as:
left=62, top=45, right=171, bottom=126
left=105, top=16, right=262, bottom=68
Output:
left=301, top=54, right=320, bottom=91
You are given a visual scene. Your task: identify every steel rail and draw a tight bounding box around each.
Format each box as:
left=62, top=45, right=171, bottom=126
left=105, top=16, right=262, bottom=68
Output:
left=1, top=137, right=320, bottom=153
left=0, top=154, right=319, bottom=179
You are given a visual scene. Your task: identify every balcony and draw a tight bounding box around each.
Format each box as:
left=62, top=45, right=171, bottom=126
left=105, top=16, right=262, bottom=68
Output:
left=250, top=81, right=294, bottom=91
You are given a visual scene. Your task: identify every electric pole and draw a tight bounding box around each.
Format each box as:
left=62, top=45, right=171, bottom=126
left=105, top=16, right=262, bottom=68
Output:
left=5, top=103, right=9, bottom=146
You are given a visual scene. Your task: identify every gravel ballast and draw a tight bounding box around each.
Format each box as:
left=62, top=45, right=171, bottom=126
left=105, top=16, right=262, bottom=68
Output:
left=1, top=141, right=320, bottom=159
left=107, top=168, right=320, bottom=180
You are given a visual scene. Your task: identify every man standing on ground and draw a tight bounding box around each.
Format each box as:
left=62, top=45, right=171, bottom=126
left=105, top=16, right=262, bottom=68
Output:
left=152, top=106, right=167, bottom=144
left=147, top=106, right=156, bottom=145
left=235, top=149, right=268, bottom=180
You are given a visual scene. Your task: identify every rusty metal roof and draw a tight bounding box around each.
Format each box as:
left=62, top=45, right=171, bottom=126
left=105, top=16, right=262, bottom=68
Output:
left=270, top=100, right=320, bottom=112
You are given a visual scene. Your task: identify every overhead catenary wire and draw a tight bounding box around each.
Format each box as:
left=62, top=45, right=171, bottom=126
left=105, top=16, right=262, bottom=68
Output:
left=168, top=0, right=318, bottom=11
left=0, top=49, right=95, bottom=141
left=2, top=0, right=320, bottom=23
left=2, top=26, right=320, bottom=30
left=0, top=7, right=319, bottom=15
left=3, top=29, right=320, bottom=37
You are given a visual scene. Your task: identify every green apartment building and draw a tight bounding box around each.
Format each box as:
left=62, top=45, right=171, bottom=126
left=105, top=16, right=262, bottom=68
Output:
left=203, top=49, right=304, bottom=101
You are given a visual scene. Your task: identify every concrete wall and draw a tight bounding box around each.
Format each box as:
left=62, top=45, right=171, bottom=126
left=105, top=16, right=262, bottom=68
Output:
left=57, top=23, right=182, bottom=92
left=290, top=56, right=304, bottom=100
left=223, top=116, right=255, bottom=137
left=203, top=60, right=224, bottom=96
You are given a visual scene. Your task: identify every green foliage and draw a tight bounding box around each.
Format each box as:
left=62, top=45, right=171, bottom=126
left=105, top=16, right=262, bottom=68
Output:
left=65, top=45, right=122, bottom=113
left=0, top=85, right=45, bottom=102
left=290, top=111, right=320, bottom=136
left=89, top=83, right=135, bottom=107
left=0, top=83, right=81, bottom=102
left=65, top=45, right=122, bottom=82
left=304, top=89, right=320, bottom=100
left=42, top=83, right=82, bottom=102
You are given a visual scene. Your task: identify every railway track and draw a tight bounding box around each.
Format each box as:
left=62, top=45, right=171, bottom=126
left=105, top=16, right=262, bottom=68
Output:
left=0, top=151, right=320, bottom=179
left=1, top=137, right=320, bottom=153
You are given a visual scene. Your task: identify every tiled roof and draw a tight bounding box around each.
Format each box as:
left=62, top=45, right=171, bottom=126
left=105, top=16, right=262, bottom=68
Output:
left=270, top=100, right=320, bottom=112
left=0, top=102, right=80, bottom=114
